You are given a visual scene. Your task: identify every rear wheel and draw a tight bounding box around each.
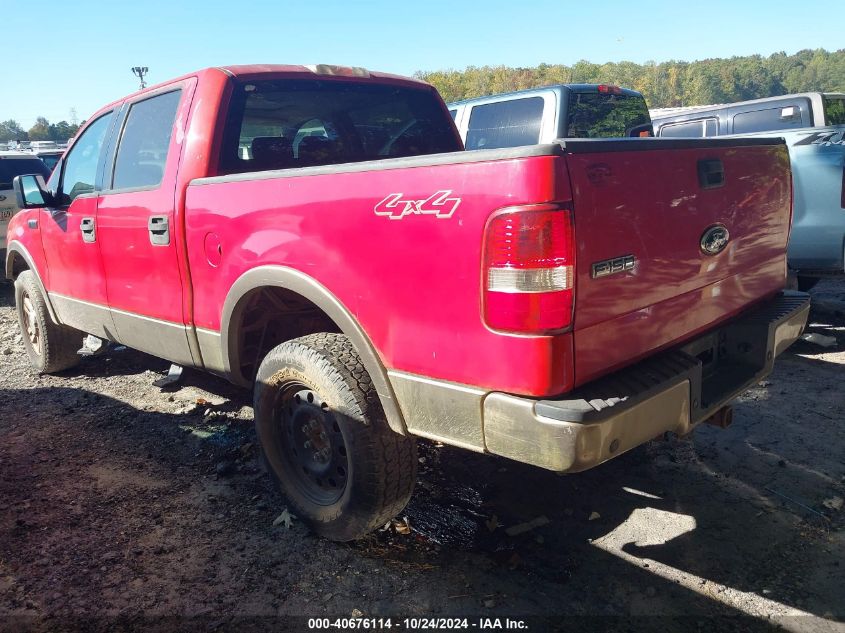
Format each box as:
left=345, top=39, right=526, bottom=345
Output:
left=253, top=333, right=417, bottom=541
left=14, top=270, right=81, bottom=373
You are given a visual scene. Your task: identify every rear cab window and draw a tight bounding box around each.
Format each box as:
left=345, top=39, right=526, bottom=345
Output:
left=464, top=97, right=544, bottom=150
left=218, top=79, right=460, bottom=175
left=565, top=91, right=652, bottom=138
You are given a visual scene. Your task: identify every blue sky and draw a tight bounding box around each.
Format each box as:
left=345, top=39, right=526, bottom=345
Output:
left=5, top=0, right=843, bottom=128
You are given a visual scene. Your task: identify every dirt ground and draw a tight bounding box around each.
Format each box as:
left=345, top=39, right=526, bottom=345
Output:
left=0, top=279, right=843, bottom=632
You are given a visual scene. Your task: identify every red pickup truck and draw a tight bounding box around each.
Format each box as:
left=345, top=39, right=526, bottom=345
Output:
left=6, top=65, right=809, bottom=540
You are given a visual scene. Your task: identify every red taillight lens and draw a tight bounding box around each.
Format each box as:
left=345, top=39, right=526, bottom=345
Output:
left=483, top=205, right=575, bottom=333
left=597, top=84, right=622, bottom=95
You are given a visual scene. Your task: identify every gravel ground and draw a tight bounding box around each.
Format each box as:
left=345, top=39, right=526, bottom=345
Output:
left=0, top=280, right=843, bottom=632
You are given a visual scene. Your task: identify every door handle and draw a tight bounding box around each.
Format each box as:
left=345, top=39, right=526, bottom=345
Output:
left=80, top=217, right=96, bottom=243
left=698, top=158, right=724, bottom=189
left=148, top=215, right=170, bottom=246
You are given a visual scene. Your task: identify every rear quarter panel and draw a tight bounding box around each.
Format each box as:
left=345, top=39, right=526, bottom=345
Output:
left=185, top=155, right=576, bottom=395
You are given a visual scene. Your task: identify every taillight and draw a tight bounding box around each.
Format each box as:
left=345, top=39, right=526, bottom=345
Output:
left=483, top=204, right=575, bottom=333
left=597, top=85, right=623, bottom=95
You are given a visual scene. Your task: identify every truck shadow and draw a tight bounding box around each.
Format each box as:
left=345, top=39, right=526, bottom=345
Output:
left=1, top=365, right=841, bottom=626
left=0, top=284, right=841, bottom=625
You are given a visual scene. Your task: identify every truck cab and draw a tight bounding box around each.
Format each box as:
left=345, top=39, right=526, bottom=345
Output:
left=448, top=84, right=653, bottom=150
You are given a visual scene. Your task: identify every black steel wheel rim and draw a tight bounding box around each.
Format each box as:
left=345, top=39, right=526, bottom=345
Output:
left=274, top=383, right=349, bottom=505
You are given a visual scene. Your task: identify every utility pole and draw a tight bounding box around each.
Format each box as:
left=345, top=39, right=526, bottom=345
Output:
left=131, top=66, right=149, bottom=90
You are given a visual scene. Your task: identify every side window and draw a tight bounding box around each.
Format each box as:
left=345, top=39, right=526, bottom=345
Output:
left=112, top=90, right=181, bottom=190
left=705, top=118, right=718, bottom=136
left=660, top=120, right=706, bottom=137
left=823, top=97, right=845, bottom=126
left=449, top=109, right=458, bottom=121
left=59, top=112, right=114, bottom=204
left=732, top=106, right=805, bottom=134
left=465, top=97, right=544, bottom=150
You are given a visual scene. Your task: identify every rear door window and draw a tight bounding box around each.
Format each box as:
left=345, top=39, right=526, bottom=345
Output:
left=659, top=118, right=719, bottom=137
left=465, top=97, right=544, bottom=150
left=732, top=105, right=806, bottom=134
left=111, top=90, right=181, bottom=190
left=660, top=120, right=706, bottom=137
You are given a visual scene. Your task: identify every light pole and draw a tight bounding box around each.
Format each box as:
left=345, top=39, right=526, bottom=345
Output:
left=131, top=66, right=149, bottom=90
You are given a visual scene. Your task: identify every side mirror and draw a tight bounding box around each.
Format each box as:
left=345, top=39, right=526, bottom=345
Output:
left=13, top=174, right=53, bottom=209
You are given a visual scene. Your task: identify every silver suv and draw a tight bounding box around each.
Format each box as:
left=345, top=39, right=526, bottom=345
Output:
left=0, top=151, right=52, bottom=260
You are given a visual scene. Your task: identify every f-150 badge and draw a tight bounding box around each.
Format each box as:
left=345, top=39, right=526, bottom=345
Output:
left=374, top=190, right=461, bottom=220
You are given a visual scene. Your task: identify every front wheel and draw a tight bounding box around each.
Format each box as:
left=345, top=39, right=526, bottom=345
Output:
left=253, top=333, right=417, bottom=541
left=14, top=270, right=82, bottom=373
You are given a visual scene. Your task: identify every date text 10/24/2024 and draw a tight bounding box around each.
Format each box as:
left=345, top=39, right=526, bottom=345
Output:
left=308, top=618, right=529, bottom=630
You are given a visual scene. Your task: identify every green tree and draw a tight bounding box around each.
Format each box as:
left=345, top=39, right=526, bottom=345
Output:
left=0, top=119, right=28, bottom=143
left=415, top=49, right=845, bottom=109
left=28, top=117, right=52, bottom=141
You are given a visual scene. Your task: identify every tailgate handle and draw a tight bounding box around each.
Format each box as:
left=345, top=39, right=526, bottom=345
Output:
left=80, top=217, right=96, bottom=243
left=148, top=215, right=170, bottom=246
left=698, top=159, right=724, bottom=189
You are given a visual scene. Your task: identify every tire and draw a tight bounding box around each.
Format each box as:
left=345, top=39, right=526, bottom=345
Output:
left=14, top=270, right=82, bottom=373
left=254, top=333, right=417, bottom=541
left=796, top=276, right=820, bottom=292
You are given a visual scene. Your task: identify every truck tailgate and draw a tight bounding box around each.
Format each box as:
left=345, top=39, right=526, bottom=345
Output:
left=564, top=138, right=792, bottom=386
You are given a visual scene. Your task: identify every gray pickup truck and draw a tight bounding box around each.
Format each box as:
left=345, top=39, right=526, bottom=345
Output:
left=448, top=84, right=653, bottom=150
left=652, top=92, right=845, bottom=290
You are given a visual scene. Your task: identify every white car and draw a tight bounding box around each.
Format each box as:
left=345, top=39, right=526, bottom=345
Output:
left=0, top=151, right=52, bottom=260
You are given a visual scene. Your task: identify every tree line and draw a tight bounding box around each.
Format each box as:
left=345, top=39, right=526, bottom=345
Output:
left=416, top=49, right=845, bottom=107
left=0, top=117, right=82, bottom=143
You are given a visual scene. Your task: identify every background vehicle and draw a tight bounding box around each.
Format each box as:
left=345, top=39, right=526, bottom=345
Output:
left=6, top=65, right=807, bottom=541
left=31, top=148, right=64, bottom=172
left=0, top=151, right=51, bottom=260
left=448, top=84, right=653, bottom=149
left=652, top=93, right=845, bottom=289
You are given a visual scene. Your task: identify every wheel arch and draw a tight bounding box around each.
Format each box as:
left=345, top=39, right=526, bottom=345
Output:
left=220, top=265, right=408, bottom=435
left=5, top=240, right=60, bottom=324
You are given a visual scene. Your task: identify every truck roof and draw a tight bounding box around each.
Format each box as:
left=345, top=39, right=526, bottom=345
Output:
left=89, top=64, right=429, bottom=120
left=447, top=83, right=644, bottom=107
left=650, top=92, right=845, bottom=120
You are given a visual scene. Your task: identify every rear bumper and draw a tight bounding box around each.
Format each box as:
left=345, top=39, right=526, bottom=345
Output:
left=482, top=292, right=810, bottom=472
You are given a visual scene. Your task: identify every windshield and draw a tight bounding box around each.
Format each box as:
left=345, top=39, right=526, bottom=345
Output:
left=219, top=79, right=460, bottom=174
left=823, top=96, right=845, bottom=126
left=0, top=158, right=52, bottom=190
left=566, top=92, right=653, bottom=138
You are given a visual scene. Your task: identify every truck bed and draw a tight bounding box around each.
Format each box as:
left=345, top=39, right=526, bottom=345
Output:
left=186, top=136, right=791, bottom=399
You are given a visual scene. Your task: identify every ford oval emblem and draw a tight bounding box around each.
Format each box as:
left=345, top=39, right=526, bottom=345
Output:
left=700, top=224, right=730, bottom=256
left=0, top=195, right=6, bottom=202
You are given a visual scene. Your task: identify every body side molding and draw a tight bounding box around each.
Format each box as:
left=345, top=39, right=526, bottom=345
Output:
left=220, top=265, right=408, bottom=435
left=5, top=240, right=60, bottom=324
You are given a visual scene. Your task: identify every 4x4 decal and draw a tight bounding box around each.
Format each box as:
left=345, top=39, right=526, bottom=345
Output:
left=374, top=190, right=461, bottom=220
